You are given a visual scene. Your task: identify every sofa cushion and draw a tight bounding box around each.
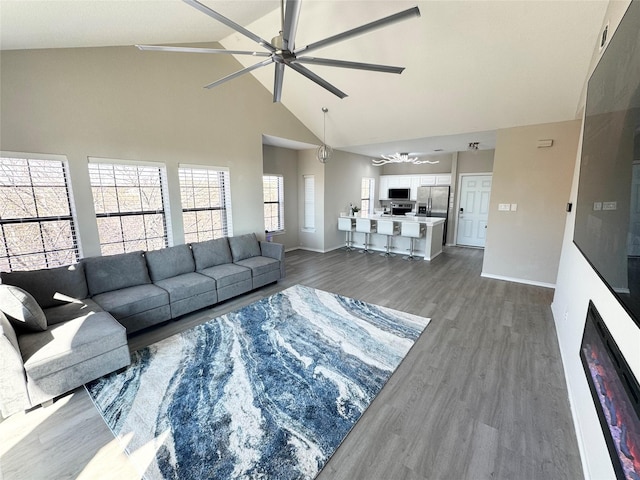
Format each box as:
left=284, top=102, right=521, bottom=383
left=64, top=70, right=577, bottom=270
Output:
left=83, top=251, right=151, bottom=296
left=0, top=263, right=88, bottom=309
left=0, top=285, right=47, bottom=332
left=18, top=312, right=127, bottom=381
left=43, top=298, right=104, bottom=326
left=92, top=284, right=169, bottom=321
left=234, top=256, right=281, bottom=277
left=154, top=272, right=216, bottom=303
left=145, top=244, right=195, bottom=282
left=191, top=238, right=233, bottom=270
left=228, top=234, right=261, bottom=262
left=198, top=263, right=251, bottom=288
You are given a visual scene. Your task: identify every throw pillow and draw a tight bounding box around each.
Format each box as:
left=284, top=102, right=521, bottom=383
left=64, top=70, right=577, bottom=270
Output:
left=0, top=284, right=47, bottom=332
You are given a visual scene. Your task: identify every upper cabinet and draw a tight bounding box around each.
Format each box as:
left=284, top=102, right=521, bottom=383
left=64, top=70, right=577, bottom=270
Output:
left=380, top=174, right=452, bottom=202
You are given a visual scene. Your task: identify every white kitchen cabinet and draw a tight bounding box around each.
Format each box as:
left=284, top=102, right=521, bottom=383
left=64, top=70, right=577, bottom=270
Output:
left=435, top=174, right=452, bottom=185
left=387, top=175, right=412, bottom=188
left=419, top=175, right=436, bottom=186
left=410, top=176, right=420, bottom=200
left=379, top=176, right=390, bottom=200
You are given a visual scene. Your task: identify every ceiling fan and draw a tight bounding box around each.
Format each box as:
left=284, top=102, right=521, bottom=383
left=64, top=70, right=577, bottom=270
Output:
left=136, top=0, right=421, bottom=103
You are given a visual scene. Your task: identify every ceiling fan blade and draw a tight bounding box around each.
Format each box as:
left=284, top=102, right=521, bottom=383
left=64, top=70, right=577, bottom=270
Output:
left=183, top=0, right=277, bottom=52
left=204, top=58, right=273, bottom=89
left=282, top=0, right=302, bottom=51
left=273, top=63, right=285, bottom=103
left=287, top=62, right=347, bottom=99
left=295, top=6, right=420, bottom=56
left=294, top=57, right=405, bottom=74
left=136, top=45, right=271, bottom=57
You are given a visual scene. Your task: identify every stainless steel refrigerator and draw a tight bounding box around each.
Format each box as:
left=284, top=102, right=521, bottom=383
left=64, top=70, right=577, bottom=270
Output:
left=416, top=186, right=450, bottom=244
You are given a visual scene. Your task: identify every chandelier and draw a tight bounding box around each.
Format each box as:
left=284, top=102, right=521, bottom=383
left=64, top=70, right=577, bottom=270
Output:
left=372, top=152, right=440, bottom=166
left=317, top=107, right=333, bottom=164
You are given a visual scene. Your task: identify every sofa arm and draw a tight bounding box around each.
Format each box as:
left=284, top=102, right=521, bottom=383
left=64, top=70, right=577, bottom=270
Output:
left=0, top=311, right=30, bottom=417
left=260, top=241, right=285, bottom=279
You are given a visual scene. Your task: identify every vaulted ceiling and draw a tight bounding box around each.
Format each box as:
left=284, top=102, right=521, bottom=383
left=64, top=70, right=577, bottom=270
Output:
left=1, top=0, right=608, bottom=157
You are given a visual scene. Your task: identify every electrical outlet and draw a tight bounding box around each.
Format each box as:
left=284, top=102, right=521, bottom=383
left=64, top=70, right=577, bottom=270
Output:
left=498, top=203, right=510, bottom=211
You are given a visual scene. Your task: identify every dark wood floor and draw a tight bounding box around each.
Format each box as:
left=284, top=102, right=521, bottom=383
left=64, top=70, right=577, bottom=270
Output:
left=0, top=247, right=583, bottom=480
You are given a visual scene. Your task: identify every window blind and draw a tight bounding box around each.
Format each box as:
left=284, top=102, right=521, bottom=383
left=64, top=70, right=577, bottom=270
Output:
left=0, top=154, right=80, bottom=271
left=179, top=166, right=233, bottom=242
left=303, top=175, right=315, bottom=230
left=88, top=160, right=169, bottom=255
left=263, top=174, right=284, bottom=233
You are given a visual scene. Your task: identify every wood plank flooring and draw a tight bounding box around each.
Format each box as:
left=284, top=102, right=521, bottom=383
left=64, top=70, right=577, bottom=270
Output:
left=0, top=247, right=583, bottom=479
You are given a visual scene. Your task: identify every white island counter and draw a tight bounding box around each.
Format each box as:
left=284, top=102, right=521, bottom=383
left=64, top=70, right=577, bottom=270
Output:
left=340, top=213, right=445, bottom=261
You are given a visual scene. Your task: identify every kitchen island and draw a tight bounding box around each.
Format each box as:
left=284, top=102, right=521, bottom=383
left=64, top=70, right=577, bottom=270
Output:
left=340, top=213, right=445, bottom=261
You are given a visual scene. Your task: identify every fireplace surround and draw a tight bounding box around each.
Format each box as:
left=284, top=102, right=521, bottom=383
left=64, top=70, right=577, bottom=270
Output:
left=580, top=301, right=640, bottom=479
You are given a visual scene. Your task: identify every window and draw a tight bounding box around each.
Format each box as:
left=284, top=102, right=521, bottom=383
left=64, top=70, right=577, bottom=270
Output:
left=89, top=159, right=170, bottom=256
left=179, top=165, right=233, bottom=243
left=263, top=175, right=284, bottom=233
left=0, top=154, right=80, bottom=271
left=361, top=177, right=375, bottom=214
left=303, top=175, right=315, bottom=230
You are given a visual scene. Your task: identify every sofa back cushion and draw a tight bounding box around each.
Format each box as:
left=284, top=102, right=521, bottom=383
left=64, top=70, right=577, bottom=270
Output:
left=0, top=285, right=47, bottom=332
left=228, top=234, right=261, bottom=262
left=83, top=251, right=150, bottom=296
left=145, top=244, right=195, bottom=282
left=191, top=238, right=232, bottom=270
left=0, top=264, right=89, bottom=309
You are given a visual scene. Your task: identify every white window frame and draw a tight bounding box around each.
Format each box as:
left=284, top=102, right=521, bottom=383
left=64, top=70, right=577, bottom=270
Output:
left=0, top=152, right=81, bottom=271
left=179, top=164, right=233, bottom=242
left=361, top=177, right=375, bottom=214
left=263, top=174, right=285, bottom=234
left=303, top=175, right=315, bottom=231
left=88, top=157, right=171, bottom=255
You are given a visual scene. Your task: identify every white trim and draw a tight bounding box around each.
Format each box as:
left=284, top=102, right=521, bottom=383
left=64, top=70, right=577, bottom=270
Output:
left=481, top=272, right=555, bottom=289
left=1, top=151, right=68, bottom=162
left=454, top=172, right=493, bottom=247
left=179, top=163, right=229, bottom=172
left=88, top=156, right=164, bottom=167
left=297, top=246, right=325, bottom=254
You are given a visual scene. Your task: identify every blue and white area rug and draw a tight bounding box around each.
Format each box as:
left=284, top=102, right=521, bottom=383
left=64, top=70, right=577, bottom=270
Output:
left=86, top=284, right=430, bottom=480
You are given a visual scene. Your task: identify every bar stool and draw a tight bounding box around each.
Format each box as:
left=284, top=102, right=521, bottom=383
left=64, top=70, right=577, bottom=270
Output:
left=401, top=221, right=425, bottom=261
left=355, top=218, right=377, bottom=254
left=377, top=219, right=399, bottom=257
left=337, top=217, right=356, bottom=251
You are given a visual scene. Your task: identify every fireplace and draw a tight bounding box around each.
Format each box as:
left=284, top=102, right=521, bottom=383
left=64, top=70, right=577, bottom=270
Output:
left=580, top=301, right=640, bottom=479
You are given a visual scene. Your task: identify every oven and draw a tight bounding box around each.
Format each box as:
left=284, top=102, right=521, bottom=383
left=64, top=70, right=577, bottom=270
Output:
left=391, top=203, right=413, bottom=216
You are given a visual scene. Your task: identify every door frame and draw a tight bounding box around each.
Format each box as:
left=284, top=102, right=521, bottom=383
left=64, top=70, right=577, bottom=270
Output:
left=453, top=172, right=493, bottom=247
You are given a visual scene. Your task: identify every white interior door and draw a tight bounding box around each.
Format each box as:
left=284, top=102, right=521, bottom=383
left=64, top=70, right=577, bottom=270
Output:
left=456, top=175, right=492, bottom=247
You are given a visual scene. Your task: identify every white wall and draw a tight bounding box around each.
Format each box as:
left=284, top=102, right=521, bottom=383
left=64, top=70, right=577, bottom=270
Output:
left=552, top=2, right=640, bottom=479
left=0, top=44, right=319, bottom=256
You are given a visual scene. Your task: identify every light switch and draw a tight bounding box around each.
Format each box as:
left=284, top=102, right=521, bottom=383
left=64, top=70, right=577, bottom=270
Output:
left=510, top=203, right=518, bottom=211
left=594, top=202, right=602, bottom=211
left=603, top=201, right=617, bottom=211
left=498, top=203, right=510, bottom=211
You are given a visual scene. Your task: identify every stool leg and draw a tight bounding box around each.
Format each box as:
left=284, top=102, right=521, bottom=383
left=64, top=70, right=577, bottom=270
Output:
left=380, top=235, right=396, bottom=257
left=403, top=238, right=416, bottom=261
left=345, top=230, right=354, bottom=251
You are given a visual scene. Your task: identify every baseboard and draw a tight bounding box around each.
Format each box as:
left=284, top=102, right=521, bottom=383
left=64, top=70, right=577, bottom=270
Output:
left=480, top=272, right=555, bottom=289
left=297, top=246, right=327, bottom=254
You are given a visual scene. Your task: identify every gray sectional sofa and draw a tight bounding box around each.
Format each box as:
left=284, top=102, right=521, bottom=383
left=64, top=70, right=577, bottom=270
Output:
left=0, top=234, right=285, bottom=417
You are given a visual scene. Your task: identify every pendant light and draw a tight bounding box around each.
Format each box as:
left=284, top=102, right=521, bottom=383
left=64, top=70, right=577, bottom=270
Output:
left=317, top=107, right=333, bottom=164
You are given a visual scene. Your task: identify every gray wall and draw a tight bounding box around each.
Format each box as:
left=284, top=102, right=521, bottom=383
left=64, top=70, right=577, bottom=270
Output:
left=0, top=44, right=319, bottom=257
left=262, top=145, right=300, bottom=250
left=482, top=120, right=581, bottom=286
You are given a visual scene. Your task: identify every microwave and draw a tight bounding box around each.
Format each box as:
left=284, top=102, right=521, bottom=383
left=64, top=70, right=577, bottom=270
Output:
left=388, top=188, right=410, bottom=200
